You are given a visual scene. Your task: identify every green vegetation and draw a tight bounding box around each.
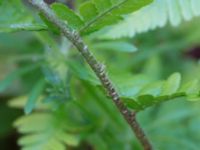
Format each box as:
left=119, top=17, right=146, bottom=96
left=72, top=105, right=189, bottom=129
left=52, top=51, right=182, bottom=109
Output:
left=0, top=0, right=200, bottom=150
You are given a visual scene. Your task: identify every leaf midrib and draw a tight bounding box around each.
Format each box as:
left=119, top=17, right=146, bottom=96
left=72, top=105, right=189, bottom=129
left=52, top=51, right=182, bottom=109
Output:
left=79, top=0, right=129, bottom=33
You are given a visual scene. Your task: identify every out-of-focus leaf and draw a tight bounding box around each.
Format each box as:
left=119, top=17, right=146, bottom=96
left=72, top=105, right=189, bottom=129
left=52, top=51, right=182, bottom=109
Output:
left=118, top=73, right=200, bottom=111
left=66, top=60, right=100, bottom=86
left=0, top=65, right=39, bottom=93
left=161, top=73, right=181, bottom=95
left=25, top=79, right=46, bottom=114
left=8, top=96, right=48, bottom=110
left=0, top=0, right=47, bottom=33
left=93, top=41, right=138, bottom=53
left=102, top=0, right=200, bottom=38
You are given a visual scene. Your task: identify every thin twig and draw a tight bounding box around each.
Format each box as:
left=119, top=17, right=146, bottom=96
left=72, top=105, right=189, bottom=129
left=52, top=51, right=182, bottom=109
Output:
left=28, top=0, right=153, bottom=149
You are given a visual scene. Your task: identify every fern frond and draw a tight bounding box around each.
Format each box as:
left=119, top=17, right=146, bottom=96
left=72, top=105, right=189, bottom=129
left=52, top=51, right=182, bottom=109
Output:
left=13, top=105, right=86, bottom=150
left=115, top=73, right=200, bottom=111
left=51, top=0, right=153, bottom=35
left=14, top=112, right=80, bottom=150
left=102, top=0, right=200, bottom=38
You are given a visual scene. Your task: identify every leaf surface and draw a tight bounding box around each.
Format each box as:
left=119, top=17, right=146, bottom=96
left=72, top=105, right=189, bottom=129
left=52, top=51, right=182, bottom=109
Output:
left=0, top=0, right=47, bottom=33
left=102, top=0, right=200, bottom=38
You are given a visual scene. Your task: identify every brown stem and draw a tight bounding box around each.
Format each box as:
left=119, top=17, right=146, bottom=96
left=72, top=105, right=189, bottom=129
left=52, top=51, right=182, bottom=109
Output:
left=28, top=0, right=153, bottom=149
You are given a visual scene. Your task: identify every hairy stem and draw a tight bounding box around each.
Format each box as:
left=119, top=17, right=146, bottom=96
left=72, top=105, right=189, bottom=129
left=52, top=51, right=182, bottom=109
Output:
left=28, top=0, right=152, bottom=149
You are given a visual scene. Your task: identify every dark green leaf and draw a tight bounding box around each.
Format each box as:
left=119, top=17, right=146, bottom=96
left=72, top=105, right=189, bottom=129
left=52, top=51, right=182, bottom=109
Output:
left=79, top=0, right=153, bottom=35
left=51, top=3, right=84, bottom=29
left=123, top=98, right=142, bottom=111
left=79, top=2, right=99, bottom=22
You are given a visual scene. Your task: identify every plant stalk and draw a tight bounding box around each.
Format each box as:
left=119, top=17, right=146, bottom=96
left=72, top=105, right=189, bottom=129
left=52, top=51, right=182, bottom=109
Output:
left=28, top=0, right=152, bottom=149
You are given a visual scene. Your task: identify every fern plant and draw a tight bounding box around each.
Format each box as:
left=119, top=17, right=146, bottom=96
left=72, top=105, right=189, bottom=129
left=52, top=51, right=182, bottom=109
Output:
left=0, top=0, right=200, bottom=150
left=102, top=0, right=200, bottom=38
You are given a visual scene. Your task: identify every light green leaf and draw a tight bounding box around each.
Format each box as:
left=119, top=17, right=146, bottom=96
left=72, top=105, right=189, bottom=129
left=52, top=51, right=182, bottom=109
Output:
left=14, top=110, right=81, bottom=150
left=103, top=0, right=200, bottom=38
left=178, top=79, right=200, bottom=95
left=161, top=73, right=181, bottom=95
left=117, top=72, right=200, bottom=111
left=25, top=79, right=46, bottom=115
left=93, top=41, right=138, bottom=52
left=113, top=74, right=151, bottom=97
left=0, top=23, right=47, bottom=33
left=8, top=96, right=48, bottom=110
left=138, top=81, right=164, bottom=96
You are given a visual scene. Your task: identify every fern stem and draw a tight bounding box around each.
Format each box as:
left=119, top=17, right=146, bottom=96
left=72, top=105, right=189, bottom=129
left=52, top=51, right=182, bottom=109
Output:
left=28, top=0, right=153, bottom=149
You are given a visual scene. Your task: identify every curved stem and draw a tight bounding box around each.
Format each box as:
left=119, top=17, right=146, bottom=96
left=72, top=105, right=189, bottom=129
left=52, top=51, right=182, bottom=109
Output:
left=28, top=0, right=152, bottom=149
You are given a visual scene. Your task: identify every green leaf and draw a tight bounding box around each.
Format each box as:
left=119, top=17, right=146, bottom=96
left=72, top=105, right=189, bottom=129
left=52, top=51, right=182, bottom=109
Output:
left=0, top=0, right=47, bottom=33
left=14, top=112, right=80, bottom=150
left=79, top=0, right=153, bottom=35
left=0, top=23, right=47, bottom=33
left=79, top=2, right=99, bottom=22
left=113, top=74, right=151, bottom=97
left=93, top=0, right=112, bottom=11
left=51, top=3, right=84, bottom=29
left=66, top=60, right=100, bottom=86
left=178, top=79, right=200, bottom=95
left=14, top=103, right=95, bottom=150
left=93, top=41, right=138, bottom=52
left=0, top=65, right=39, bottom=93
left=40, top=13, right=60, bottom=34
left=137, top=95, right=155, bottom=108
left=103, top=0, right=200, bottom=38
left=123, top=98, right=142, bottom=111
left=138, top=81, right=163, bottom=96
left=25, top=79, right=46, bottom=115
left=8, top=96, right=48, bottom=110
left=39, top=0, right=152, bottom=35
left=117, top=72, right=200, bottom=111
left=161, top=73, right=181, bottom=95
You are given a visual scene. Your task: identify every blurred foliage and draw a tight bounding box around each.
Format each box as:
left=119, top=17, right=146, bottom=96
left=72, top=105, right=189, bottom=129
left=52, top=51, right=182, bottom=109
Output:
left=0, top=0, right=200, bottom=150
left=102, top=0, right=200, bottom=38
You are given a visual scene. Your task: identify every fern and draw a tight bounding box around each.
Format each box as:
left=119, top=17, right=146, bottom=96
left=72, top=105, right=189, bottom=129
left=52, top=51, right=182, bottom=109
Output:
left=50, top=0, right=153, bottom=35
left=66, top=60, right=200, bottom=112
left=102, top=0, right=200, bottom=38
left=9, top=92, right=139, bottom=150
left=116, top=73, right=200, bottom=111
left=14, top=112, right=80, bottom=150
left=9, top=98, right=97, bottom=150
